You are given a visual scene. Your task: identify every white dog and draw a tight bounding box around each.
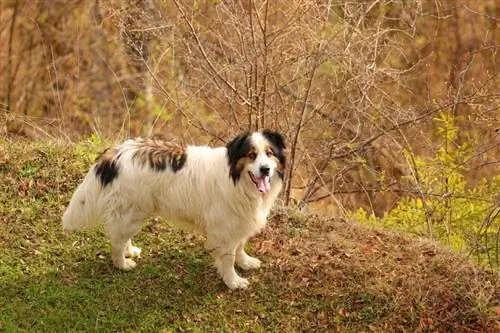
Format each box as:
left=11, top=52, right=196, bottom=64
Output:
left=62, top=130, right=286, bottom=289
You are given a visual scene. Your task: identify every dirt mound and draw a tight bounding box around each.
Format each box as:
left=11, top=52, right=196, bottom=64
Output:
left=254, top=210, right=499, bottom=331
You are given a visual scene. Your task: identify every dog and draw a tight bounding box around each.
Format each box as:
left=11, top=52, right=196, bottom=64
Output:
left=62, top=130, right=286, bottom=289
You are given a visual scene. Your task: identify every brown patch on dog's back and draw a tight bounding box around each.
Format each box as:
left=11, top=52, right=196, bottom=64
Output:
left=132, top=138, right=187, bottom=172
left=95, top=147, right=120, bottom=186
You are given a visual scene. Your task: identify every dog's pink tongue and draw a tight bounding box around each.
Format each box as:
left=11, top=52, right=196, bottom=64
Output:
left=256, top=176, right=271, bottom=193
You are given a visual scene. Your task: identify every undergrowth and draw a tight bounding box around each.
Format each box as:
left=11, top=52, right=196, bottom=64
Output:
left=350, top=113, right=500, bottom=271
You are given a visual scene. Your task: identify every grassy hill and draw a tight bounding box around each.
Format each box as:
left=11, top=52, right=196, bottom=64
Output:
left=0, top=138, right=498, bottom=332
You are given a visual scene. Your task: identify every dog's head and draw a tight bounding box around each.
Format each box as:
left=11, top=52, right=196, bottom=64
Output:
left=227, top=130, right=286, bottom=193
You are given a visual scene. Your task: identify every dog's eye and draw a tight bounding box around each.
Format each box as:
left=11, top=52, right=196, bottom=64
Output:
left=247, top=152, right=257, bottom=159
left=266, top=150, right=274, bottom=157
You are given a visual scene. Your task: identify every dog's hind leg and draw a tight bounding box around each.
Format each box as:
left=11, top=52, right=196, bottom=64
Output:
left=235, top=241, right=261, bottom=271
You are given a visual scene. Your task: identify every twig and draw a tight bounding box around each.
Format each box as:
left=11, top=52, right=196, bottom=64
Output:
left=5, top=0, right=20, bottom=113
left=172, top=0, right=250, bottom=106
left=284, top=53, right=321, bottom=204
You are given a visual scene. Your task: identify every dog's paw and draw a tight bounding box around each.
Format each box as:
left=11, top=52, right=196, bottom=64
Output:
left=126, top=246, right=142, bottom=258
left=224, top=275, right=250, bottom=290
left=237, top=256, right=261, bottom=271
left=114, top=258, right=137, bottom=271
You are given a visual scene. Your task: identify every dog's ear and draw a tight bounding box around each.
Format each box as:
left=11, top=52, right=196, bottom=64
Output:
left=262, top=130, right=286, bottom=179
left=262, top=130, right=286, bottom=150
left=226, top=132, right=251, bottom=183
left=226, top=132, right=250, bottom=162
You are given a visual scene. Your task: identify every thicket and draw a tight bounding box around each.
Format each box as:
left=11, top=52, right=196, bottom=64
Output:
left=1, top=0, right=498, bottom=269
left=351, top=113, right=500, bottom=269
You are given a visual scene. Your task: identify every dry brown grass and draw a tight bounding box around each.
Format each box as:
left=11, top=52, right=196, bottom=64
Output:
left=254, top=208, right=500, bottom=331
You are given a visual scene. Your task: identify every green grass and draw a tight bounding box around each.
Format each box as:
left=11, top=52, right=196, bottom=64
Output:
left=0, top=138, right=498, bottom=332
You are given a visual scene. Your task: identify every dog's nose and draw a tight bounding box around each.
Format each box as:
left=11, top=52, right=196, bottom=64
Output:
left=260, top=165, right=270, bottom=176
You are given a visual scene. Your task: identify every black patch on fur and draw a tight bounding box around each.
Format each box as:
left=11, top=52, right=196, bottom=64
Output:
left=149, top=154, right=167, bottom=171
left=262, top=130, right=286, bottom=179
left=148, top=152, right=187, bottom=172
left=226, top=132, right=251, bottom=184
left=170, top=154, right=187, bottom=172
left=94, top=149, right=119, bottom=187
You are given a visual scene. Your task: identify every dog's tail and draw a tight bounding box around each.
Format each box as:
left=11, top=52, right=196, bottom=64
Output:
left=62, top=168, right=103, bottom=232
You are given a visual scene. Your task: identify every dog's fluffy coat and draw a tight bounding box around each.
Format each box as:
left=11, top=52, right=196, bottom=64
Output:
left=63, top=131, right=285, bottom=289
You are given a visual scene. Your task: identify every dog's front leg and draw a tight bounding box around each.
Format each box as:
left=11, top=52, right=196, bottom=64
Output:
left=219, top=248, right=250, bottom=290
left=206, top=238, right=249, bottom=290
left=235, top=241, right=261, bottom=270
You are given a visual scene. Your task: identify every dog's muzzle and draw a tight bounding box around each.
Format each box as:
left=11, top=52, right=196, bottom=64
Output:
left=249, top=171, right=271, bottom=193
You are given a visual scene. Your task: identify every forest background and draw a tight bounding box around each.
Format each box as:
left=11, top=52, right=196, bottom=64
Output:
left=1, top=0, right=499, bottom=270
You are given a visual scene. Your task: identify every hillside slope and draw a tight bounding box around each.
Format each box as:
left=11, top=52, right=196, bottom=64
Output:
left=0, top=138, right=498, bottom=332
